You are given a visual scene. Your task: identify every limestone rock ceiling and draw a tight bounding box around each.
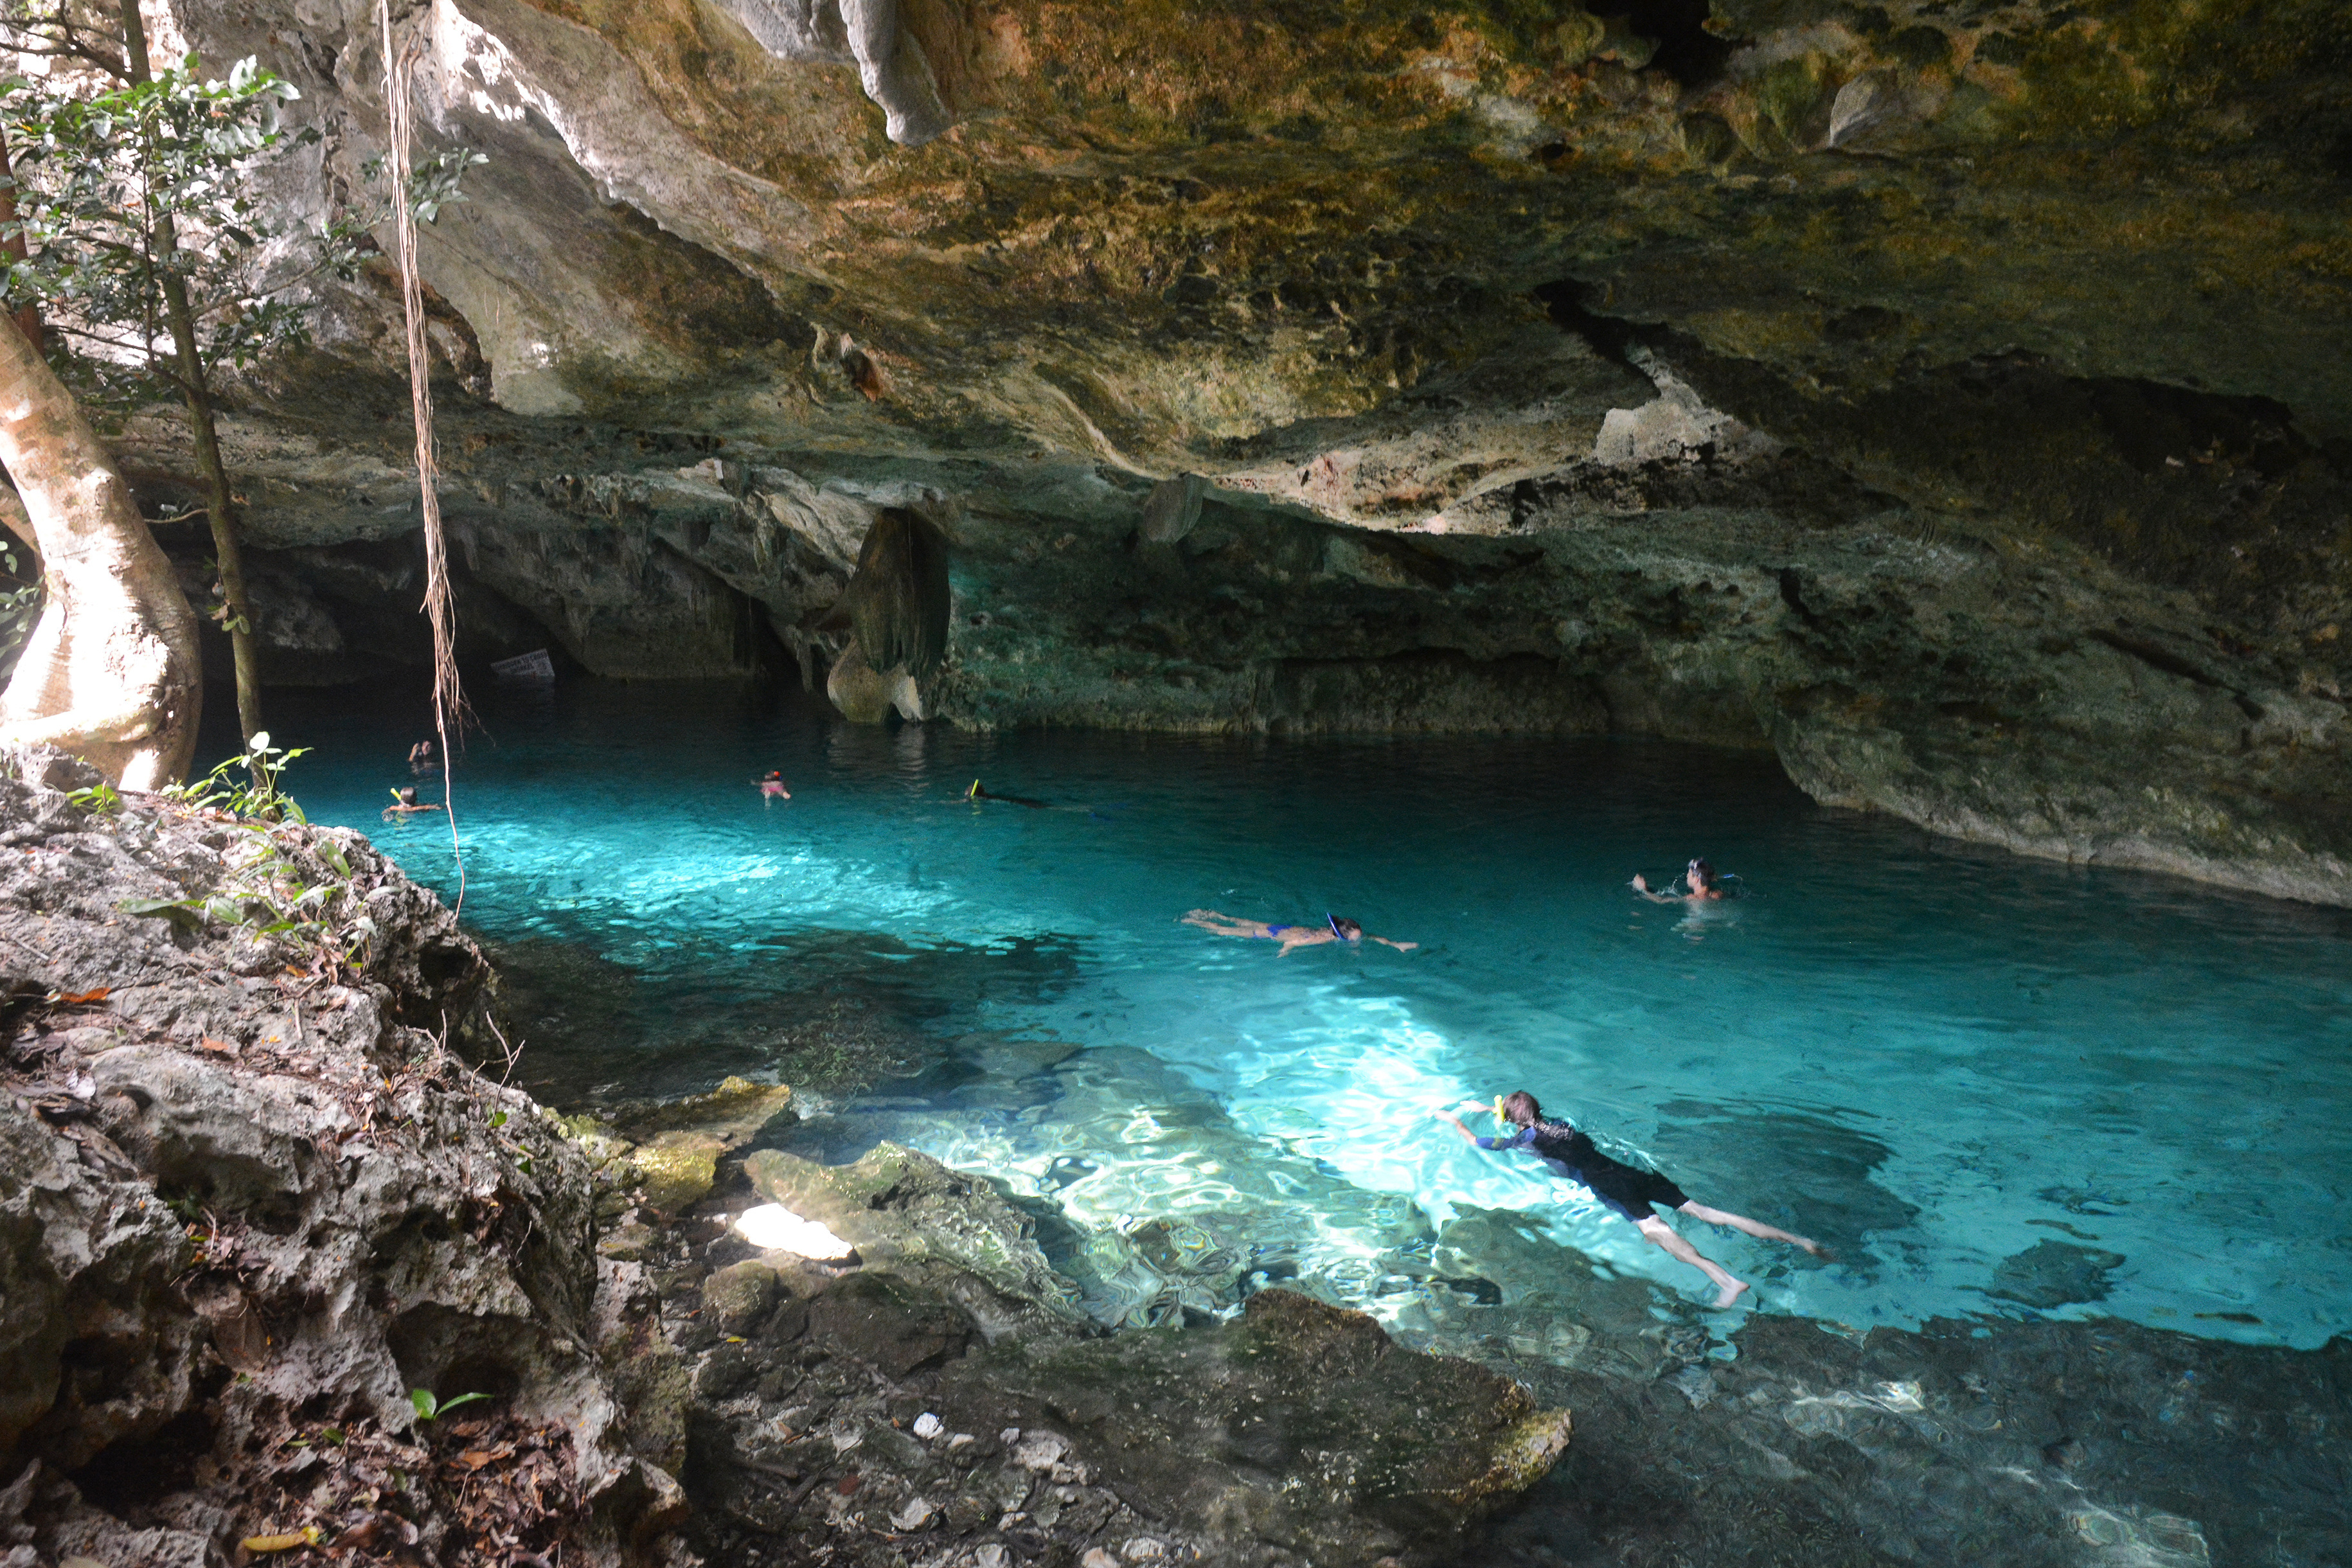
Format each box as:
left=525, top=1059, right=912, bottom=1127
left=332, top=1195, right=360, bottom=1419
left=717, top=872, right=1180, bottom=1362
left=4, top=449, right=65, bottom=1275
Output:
left=135, top=0, right=2351, bottom=900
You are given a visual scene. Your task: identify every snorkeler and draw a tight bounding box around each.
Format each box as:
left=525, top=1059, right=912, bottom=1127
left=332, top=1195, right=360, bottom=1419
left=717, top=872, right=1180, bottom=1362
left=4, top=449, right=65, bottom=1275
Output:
left=1435, top=1091, right=1822, bottom=1308
left=756, top=771, right=792, bottom=805
left=383, top=785, right=443, bottom=817
left=1632, top=857, right=1730, bottom=903
left=1180, top=909, right=1418, bottom=954
left=965, top=779, right=1050, bottom=809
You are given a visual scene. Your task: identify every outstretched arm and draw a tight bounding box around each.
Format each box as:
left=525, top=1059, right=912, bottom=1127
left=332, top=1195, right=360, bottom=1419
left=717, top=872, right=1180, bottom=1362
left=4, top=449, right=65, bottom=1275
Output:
left=1630, top=873, right=1680, bottom=904
left=1434, top=1101, right=1492, bottom=1145
left=1373, top=936, right=1418, bottom=950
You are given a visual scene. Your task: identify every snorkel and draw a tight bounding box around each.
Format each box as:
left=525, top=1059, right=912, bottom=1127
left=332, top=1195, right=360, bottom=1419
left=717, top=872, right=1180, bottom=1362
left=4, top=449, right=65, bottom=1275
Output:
left=1492, top=1094, right=1509, bottom=1134
left=1327, top=915, right=1364, bottom=941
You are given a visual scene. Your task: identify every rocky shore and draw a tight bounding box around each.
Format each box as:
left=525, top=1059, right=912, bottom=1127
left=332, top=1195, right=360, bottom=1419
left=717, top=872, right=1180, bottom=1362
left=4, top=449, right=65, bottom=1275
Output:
left=3, top=744, right=2344, bottom=1568
left=0, top=747, right=1568, bottom=1566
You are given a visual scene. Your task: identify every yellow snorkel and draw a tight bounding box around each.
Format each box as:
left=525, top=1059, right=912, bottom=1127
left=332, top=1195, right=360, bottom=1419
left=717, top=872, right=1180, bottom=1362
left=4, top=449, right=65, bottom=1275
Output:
left=1492, top=1094, right=1508, bottom=1133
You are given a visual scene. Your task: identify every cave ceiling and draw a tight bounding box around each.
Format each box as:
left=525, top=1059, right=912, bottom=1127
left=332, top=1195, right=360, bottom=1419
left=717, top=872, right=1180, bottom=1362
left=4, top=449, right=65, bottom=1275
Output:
left=120, top=0, right=2352, bottom=900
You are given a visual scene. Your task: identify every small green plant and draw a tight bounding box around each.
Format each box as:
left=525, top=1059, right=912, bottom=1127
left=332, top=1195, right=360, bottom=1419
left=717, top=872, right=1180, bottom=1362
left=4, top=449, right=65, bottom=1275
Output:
left=66, top=780, right=121, bottom=815
left=165, top=730, right=309, bottom=822
left=408, top=1388, right=490, bottom=1424
left=120, top=818, right=368, bottom=968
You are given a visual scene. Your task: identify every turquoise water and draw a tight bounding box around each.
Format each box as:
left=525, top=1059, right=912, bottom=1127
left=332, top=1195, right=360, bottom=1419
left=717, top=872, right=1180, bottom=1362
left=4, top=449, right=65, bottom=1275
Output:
left=249, top=682, right=2352, bottom=1348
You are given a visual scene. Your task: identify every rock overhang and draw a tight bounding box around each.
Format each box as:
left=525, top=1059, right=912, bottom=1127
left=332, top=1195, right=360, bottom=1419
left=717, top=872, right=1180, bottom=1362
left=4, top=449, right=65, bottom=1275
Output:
left=87, top=0, right=2349, bottom=902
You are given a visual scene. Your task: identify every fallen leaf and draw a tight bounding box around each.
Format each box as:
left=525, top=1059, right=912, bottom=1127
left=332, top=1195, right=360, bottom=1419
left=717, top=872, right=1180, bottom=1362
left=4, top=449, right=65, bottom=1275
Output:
left=53, top=987, right=111, bottom=1005
left=835, top=1472, right=862, bottom=1495
left=240, top=1525, right=323, bottom=1552
left=200, top=1036, right=240, bottom=1055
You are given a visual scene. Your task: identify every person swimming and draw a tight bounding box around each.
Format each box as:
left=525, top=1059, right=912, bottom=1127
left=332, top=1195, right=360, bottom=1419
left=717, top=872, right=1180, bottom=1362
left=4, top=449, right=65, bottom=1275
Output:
left=965, top=780, right=1051, bottom=809
left=383, top=785, right=442, bottom=817
left=1434, top=1090, right=1824, bottom=1308
left=407, top=739, right=434, bottom=775
left=1180, top=909, right=1418, bottom=954
left=1632, top=857, right=1731, bottom=903
left=756, top=771, right=792, bottom=805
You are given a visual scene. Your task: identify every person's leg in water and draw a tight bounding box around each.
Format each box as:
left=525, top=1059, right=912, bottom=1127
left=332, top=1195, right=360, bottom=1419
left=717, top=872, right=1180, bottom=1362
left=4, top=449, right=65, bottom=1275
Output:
left=1676, top=1200, right=1825, bottom=1256
left=1181, top=909, right=1275, bottom=938
left=1634, top=1213, right=1751, bottom=1308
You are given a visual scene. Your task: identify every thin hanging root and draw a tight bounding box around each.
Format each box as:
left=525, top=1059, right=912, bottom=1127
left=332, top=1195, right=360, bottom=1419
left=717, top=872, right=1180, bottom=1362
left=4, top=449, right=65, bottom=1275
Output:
left=382, top=0, right=468, bottom=914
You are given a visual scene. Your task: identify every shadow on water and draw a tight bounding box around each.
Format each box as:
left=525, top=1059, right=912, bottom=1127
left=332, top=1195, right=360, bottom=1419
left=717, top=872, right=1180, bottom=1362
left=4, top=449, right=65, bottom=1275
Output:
left=488, top=927, right=1088, bottom=1105
left=1647, top=1099, right=1921, bottom=1278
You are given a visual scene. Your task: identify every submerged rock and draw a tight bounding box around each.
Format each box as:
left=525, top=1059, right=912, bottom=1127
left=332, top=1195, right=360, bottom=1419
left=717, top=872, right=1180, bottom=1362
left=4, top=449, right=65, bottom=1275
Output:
left=744, top=1141, right=1091, bottom=1339
left=938, top=1289, right=1572, bottom=1566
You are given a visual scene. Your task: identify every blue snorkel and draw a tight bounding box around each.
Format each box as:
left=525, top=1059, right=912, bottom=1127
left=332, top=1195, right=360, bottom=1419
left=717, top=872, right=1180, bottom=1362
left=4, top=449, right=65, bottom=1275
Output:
left=1328, top=913, right=1349, bottom=940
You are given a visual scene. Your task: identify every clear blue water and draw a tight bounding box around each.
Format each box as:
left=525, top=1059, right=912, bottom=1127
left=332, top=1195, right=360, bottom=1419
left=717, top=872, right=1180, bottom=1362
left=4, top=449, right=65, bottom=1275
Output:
left=244, top=682, right=2352, bottom=1348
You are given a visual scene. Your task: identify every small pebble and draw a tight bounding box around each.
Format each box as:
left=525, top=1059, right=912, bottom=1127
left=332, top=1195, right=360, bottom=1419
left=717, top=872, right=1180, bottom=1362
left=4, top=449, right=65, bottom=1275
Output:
left=1083, top=1553, right=1121, bottom=1568
left=913, top=1411, right=943, bottom=1439
left=1123, top=1539, right=1167, bottom=1563
left=976, top=1547, right=1012, bottom=1568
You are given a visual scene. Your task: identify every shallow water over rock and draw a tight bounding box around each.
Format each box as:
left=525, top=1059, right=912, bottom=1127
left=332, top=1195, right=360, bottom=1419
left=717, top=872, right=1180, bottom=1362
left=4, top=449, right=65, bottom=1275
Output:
left=263, top=681, right=2352, bottom=1359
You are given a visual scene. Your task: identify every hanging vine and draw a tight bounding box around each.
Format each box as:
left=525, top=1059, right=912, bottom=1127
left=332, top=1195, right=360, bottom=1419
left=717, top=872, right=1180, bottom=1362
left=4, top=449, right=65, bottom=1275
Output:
left=380, top=0, right=469, bottom=912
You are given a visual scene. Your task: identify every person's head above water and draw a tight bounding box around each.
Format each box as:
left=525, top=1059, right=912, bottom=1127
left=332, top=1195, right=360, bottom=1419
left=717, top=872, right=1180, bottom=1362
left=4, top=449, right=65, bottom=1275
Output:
left=1686, top=857, right=1717, bottom=889
left=1327, top=915, right=1363, bottom=941
left=398, top=786, right=418, bottom=806
left=1501, top=1090, right=1543, bottom=1127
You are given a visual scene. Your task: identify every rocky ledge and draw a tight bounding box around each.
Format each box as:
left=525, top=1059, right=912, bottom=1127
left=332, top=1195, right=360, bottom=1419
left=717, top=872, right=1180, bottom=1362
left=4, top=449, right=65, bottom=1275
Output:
left=0, top=749, right=1570, bottom=1566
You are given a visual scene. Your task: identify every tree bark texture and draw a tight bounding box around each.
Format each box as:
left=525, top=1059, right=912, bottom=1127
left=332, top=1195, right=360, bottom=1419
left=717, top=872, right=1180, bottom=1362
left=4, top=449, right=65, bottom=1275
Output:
left=0, top=312, right=199, bottom=788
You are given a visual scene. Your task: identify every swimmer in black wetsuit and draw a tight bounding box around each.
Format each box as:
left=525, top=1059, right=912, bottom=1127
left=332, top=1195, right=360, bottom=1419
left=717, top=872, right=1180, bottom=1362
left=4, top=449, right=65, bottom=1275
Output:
left=1182, top=909, right=1418, bottom=955
left=1436, top=1090, right=1822, bottom=1308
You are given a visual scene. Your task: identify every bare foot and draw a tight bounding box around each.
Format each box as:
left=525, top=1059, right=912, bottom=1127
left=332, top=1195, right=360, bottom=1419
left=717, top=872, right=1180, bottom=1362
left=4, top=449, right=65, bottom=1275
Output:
left=1713, top=1278, right=1751, bottom=1310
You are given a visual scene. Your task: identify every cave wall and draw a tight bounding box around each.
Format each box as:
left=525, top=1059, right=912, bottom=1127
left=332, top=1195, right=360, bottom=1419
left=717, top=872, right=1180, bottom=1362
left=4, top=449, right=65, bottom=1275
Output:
left=91, top=0, right=2349, bottom=902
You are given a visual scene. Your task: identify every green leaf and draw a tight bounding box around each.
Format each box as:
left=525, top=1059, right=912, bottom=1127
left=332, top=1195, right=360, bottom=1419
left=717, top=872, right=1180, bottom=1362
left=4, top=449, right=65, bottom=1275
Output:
left=409, top=1388, right=438, bottom=1421
left=490, top=1109, right=508, bottom=1128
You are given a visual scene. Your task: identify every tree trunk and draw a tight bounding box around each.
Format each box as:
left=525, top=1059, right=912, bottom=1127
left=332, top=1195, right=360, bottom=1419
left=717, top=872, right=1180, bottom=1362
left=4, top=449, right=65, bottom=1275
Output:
left=0, top=128, right=45, bottom=575
left=0, top=311, right=200, bottom=788
left=119, top=0, right=260, bottom=742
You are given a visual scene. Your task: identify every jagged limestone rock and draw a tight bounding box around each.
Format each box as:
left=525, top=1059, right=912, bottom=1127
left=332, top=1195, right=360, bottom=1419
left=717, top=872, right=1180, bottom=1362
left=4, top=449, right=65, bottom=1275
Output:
left=0, top=747, right=684, bottom=1560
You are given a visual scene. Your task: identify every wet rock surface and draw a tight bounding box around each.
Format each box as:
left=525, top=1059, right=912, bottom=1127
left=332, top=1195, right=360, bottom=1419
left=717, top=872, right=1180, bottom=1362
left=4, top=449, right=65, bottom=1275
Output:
left=634, top=1141, right=1573, bottom=1568
left=1400, top=1213, right=2352, bottom=1568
